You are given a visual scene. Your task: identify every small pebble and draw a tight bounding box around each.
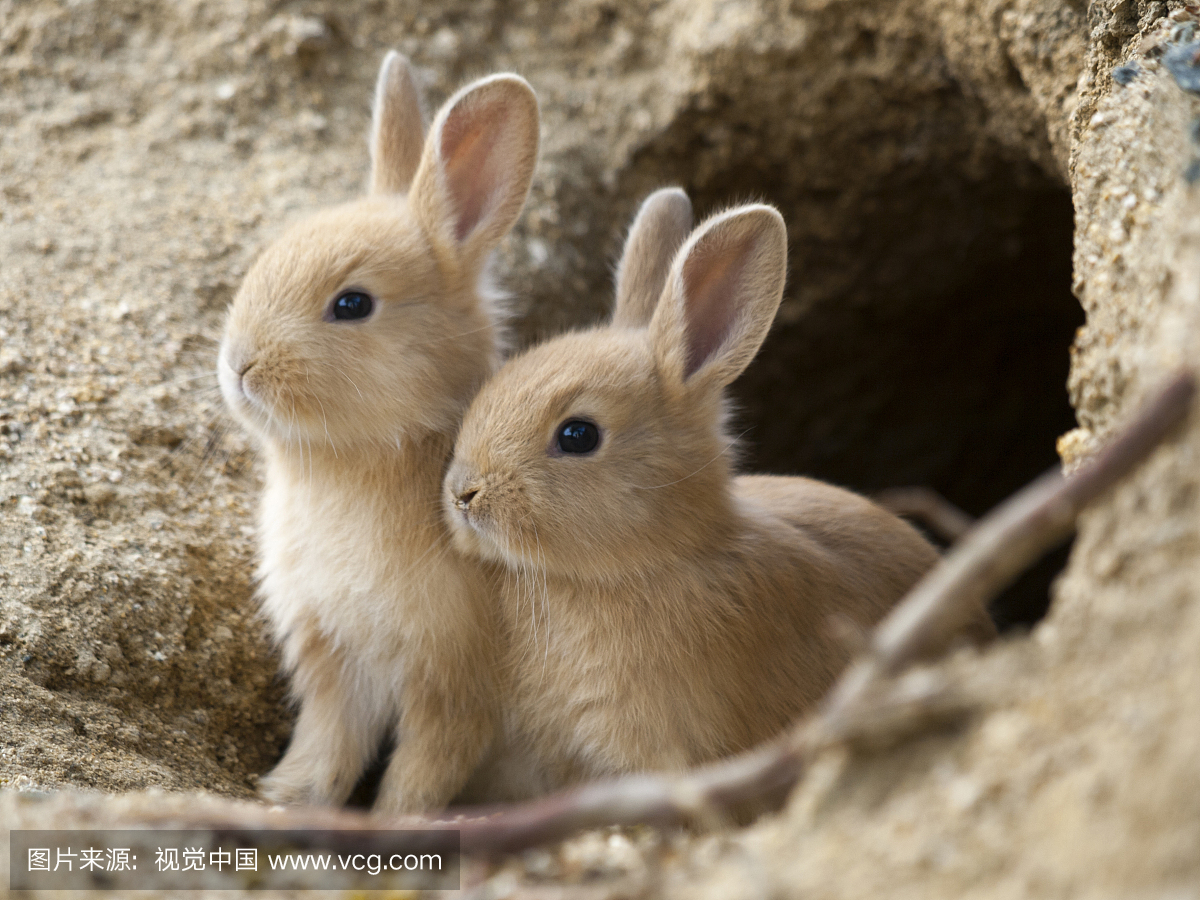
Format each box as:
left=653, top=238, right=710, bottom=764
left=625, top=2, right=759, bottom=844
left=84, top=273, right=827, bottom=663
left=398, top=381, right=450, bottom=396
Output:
left=1164, top=40, right=1200, bottom=93
left=1112, top=63, right=1139, bottom=86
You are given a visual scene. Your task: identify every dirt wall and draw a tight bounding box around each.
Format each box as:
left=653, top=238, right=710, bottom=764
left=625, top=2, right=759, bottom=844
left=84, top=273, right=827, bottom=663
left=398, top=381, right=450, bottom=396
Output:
left=1, top=0, right=1198, bottom=897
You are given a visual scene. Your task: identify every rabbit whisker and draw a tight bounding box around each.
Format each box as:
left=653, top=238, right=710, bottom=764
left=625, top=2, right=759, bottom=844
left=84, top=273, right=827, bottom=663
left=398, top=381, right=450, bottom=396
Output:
left=177, top=333, right=220, bottom=346
left=531, top=521, right=550, bottom=679
left=336, top=368, right=366, bottom=404
left=156, top=407, right=224, bottom=471
left=134, top=370, right=220, bottom=393
left=431, top=322, right=494, bottom=344
left=517, top=530, right=532, bottom=656
left=400, top=521, right=450, bottom=575
left=630, top=429, right=749, bottom=490
left=317, top=398, right=336, bottom=459
left=175, top=384, right=224, bottom=398
left=182, top=419, right=231, bottom=497
left=283, top=385, right=310, bottom=487
left=166, top=370, right=220, bottom=384
left=195, top=429, right=238, bottom=505
left=516, top=531, right=538, bottom=670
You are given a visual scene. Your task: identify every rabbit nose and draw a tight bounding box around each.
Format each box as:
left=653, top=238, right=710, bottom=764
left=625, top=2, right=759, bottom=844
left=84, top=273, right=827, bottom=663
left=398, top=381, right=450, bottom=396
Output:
left=454, top=487, right=480, bottom=511
left=235, top=359, right=257, bottom=395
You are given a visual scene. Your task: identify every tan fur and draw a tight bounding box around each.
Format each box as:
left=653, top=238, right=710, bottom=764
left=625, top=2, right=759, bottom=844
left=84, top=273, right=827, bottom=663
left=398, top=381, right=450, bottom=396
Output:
left=369, top=51, right=425, bottom=194
left=612, top=188, right=693, bottom=328
left=445, top=197, right=993, bottom=796
left=217, top=52, right=540, bottom=813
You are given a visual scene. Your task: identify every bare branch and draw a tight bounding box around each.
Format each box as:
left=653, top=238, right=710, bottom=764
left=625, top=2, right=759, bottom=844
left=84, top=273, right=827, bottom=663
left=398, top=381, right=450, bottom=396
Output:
left=874, top=486, right=975, bottom=543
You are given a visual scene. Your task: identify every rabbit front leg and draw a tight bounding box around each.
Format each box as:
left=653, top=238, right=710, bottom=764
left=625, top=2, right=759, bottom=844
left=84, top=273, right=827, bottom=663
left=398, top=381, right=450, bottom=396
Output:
left=374, top=662, right=496, bottom=814
left=260, top=648, right=390, bottom=808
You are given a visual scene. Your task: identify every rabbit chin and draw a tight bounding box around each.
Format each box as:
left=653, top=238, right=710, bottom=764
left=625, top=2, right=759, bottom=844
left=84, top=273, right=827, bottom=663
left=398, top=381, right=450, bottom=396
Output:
left=445, top=506, right=539, bottom=571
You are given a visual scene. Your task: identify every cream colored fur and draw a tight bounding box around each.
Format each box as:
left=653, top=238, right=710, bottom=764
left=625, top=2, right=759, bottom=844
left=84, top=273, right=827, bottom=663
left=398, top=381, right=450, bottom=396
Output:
left=446, top=192, right=994, bottom=795
left=217, top=51, right=540, bottom=813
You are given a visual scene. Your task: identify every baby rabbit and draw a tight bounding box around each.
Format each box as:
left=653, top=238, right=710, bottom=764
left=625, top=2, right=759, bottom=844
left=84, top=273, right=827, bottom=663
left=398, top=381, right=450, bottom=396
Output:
left=217, top=52, right=539, bottom=813
left=444, top=190, right=994, bottom=789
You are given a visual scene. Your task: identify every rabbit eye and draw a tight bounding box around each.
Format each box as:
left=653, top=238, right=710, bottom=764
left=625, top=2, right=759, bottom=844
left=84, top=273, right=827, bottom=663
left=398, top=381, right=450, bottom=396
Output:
left=331, top=290, right=374, bottom=321
left=556, top=419, right=600, bottom=454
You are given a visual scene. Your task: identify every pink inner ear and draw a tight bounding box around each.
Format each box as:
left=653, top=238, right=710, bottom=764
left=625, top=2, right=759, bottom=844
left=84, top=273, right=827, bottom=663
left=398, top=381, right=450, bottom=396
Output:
left=680, top=239, right=750, bottom=379
left=439, top=102, right=505, bottom=242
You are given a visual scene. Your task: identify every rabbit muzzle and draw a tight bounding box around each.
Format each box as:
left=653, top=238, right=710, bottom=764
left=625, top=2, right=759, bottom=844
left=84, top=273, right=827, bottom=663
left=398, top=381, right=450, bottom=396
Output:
left=217, top=343, right=255, bottom=409
left=442, top=463, right=527, bottom=562
left=452, top=486, right=480, bottom=511
left=445, top=463, right=487, bottom=521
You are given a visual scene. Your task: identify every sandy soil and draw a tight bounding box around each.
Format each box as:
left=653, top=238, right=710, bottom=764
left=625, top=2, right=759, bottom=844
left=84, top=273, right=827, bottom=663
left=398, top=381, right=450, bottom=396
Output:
left=3, top=0, right=1200, bottom=897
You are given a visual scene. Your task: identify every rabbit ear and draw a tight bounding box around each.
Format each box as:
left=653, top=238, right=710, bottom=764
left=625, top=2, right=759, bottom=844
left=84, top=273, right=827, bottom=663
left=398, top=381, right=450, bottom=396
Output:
left=612, top=188, right=693, bottom=328
left=409, top=73, right=539, bottom=266
left=650, top=204, right=787, bottom=390
left=369, top=51, right=426, bottom=195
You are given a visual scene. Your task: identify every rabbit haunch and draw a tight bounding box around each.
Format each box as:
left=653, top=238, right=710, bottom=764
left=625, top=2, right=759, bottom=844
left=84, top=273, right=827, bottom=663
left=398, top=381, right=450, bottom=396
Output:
left=217, top=51, right=539, bottom=813
left=446, top=192, right=994, bottom=795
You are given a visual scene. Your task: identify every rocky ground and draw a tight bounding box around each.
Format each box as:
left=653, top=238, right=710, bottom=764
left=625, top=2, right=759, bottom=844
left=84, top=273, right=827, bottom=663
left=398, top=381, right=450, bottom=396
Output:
left=2, top=0, right=1199, bottom=897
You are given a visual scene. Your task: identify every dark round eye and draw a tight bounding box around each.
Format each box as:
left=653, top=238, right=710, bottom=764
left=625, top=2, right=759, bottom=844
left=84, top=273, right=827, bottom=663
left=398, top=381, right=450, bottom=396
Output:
left=556, top=419, right=600, bottom=454
left=331, top=290, right=374, bottom=321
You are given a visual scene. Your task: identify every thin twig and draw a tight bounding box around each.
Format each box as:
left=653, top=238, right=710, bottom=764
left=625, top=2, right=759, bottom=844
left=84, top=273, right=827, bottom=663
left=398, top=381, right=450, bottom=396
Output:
left=138, top=370, right=1195, bottom=855
left=875, top=486, right=975, bottom=543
